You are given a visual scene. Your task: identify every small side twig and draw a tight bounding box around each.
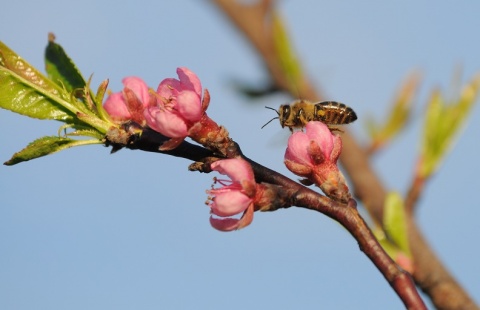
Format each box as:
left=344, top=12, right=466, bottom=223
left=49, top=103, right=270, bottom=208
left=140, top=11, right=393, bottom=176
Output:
left=404, top=174, right=426, bottom=214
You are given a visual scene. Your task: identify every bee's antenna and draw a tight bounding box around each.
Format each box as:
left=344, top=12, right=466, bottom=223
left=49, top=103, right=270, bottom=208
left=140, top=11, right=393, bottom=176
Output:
left=261, top=117, right=279, bottom=129
left=264, top=106, right=280, bottom=115
left=261, top=106, right=280, bottom=129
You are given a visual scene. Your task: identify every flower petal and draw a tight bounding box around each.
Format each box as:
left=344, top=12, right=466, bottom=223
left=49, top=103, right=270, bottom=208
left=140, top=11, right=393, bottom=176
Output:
left=285, top=132, right=314, bottom=166
left=157, top=78, right=180, bottom=98
left=177, top=67, right=202, bottom=96
left=144, top=106, right=188, bottom=137
left=209, top=216, right=241, bottom=232
left=209, top=190, right=251, bottom=217
left=209, top=202, right=254, bottom=232
left=305, top=121, right=334, bottom=159
left=211, top=158, right=254, bottom=184
left=122, top=76, right=150, bottom=106
left=176, top=90, right=202, bottom=122
left=103, top=92, right=130, bottom=121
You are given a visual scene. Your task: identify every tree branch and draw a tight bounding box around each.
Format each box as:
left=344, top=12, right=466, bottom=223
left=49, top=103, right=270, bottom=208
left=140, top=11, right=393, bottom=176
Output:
left=111, top=125, right=425, bottom=309
left=210, top=0, right=478, bottom=309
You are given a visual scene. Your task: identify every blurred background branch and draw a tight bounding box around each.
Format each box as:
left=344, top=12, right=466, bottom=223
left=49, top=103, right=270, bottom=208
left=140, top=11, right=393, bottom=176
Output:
left=211, top=1, right=478, bottom=309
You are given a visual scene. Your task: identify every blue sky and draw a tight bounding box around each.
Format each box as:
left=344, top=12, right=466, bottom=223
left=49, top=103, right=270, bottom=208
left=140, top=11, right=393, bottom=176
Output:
left=1, top=1, right=479, bottom=309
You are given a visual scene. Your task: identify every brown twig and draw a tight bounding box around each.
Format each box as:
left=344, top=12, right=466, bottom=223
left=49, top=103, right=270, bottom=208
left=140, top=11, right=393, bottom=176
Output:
left=210, top=0, right=478, bottom=309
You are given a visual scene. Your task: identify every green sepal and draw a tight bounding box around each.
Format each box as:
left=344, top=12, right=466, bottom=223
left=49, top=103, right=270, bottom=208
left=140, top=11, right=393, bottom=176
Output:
left=0, top=40, right=68, bottom=100
left=383, top=192, right=411, bottom=256
left=418, top=74, right=480, bottom=178
left=94, top=79, right=113, bottom=122
left=44, top=33, right=87, bottom=97
left=272, top=11, right=303, bottom=94
left=4, top=136, right=102, bottom=166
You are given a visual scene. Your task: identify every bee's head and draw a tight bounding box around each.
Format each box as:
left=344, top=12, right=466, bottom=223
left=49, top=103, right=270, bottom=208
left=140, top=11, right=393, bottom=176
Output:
left=279, top=105, right=291, bottom=124
left=261, top=106, right=280, bottom=129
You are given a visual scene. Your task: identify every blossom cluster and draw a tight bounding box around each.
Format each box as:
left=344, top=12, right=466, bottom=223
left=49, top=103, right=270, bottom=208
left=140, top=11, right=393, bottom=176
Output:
left=104, top=67, right=227, bottom=151
left=104, top=68, right=351, bottom=231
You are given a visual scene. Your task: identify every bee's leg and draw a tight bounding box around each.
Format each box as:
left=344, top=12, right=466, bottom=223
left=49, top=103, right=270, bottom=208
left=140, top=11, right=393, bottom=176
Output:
left=298, top=113, right=309, bottom=127
left=328, top=126, right=344, bottom=133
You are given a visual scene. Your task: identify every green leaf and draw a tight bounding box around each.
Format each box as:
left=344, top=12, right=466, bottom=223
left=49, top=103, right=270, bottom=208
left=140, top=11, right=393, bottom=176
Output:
left=272, top=12, right=303, bottom=94
left=0, top=66, right=113, bottom=135
left=0, top=67, right=76, bottom=121
left=67, top=129, right=105, bottom=140
left=4, top=136, right=102, bottom=166
left=57, top=123, right=105, bottom=140
left=419, top=74, right=480, bottom=178
left=44, top=33, right=86, bottom=96
left=0, top=40, right=102, bottom=124
left=0, top=40, right=67, bottom=99
left=374, top=228, right=397, bottom=256
left=367, top=72, right=420, bottom=151
left=383, top=192, right=411, bottom=256
left=374, top=226, right=413, bottom=273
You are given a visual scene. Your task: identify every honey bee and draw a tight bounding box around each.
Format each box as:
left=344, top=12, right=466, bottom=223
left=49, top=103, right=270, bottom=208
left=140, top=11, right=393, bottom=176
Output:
left=262, top=99, right=357, bottom=131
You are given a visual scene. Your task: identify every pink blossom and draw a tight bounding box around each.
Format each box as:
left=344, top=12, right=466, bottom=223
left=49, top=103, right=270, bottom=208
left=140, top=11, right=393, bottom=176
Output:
left=206, top=158, right=257, bottom=231
left=103, top=77, right=152, bottom=124
left=141, top=67, right=231, bottom=154
left=285, top=121, right=336, bottom=167
left=144, top=67, right=204, bottom=139
left=284, top=121, right=350, bottom=203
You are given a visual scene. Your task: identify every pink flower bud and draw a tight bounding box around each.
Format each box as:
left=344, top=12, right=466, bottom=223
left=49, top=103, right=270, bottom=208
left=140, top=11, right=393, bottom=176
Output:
left=103, top=77, right=152, bottom=124
left=284, top=121, right=351, bottom=203
left=144, top=67, right=230, bottom=152
left=144, top=67, right=203, bottom=139
left=206, top=158, right=257, bottom=231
